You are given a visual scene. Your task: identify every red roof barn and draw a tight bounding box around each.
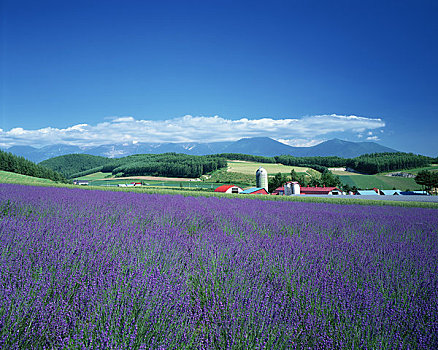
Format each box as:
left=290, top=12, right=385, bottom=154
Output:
left=299, top=187, right=342, bottom=195
left=214, top=185, right=243, bottom=194
left=272, top=187, right=284, bottom=195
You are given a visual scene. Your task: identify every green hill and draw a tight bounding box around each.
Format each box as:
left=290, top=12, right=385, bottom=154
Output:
left=40, top=154, right=110, bottom=178
left=42, top=153, right=228, bottom=179
left=101, top=153, right=227, bottom=178
left=0, top=150, right=66, bottom=182
left=0, top=170, right=55, bottom=185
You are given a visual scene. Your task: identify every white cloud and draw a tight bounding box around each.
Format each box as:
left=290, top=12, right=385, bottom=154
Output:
left=366, top=136, right=380, bottom=141
left=1, top=114, right=386, bottom=148
left=113, top=117, right=135, bottom=123
left=276, top=138, right=324, bottom=147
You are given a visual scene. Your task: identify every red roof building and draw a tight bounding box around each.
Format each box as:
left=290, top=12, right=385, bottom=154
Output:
left=240, top=187, right=269, bottom=195
left=272, top=187, right=284, bottom=195
left=299, top=187, right=342, bottom=195
left=372, top=187, right=381, bottom=195
left=214, top=185, right=243, bottom=194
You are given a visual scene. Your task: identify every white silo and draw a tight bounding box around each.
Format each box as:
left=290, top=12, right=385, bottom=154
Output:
left=292, top=181, right=300, bottom=195
left=284, top=182, right=293, bottom=196
left=284, top=181, right=300, bottom=195
left=256, top=167, right=268, bottom=192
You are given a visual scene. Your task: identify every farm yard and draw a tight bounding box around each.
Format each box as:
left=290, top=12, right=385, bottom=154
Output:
left=1, top=184, right=437, bottom=349
left=71, top=172, right=221, bottom=190
left=71, top=161, right=428, bottom=193
left=71, top=160, right=314, bottom=189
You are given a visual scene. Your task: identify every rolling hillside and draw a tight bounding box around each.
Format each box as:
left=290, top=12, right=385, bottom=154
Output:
left=40, top=154, right=111, bottom=178
left=0, top=170, right=55, bottom=185
left=0, top=149, right=66, bottom=182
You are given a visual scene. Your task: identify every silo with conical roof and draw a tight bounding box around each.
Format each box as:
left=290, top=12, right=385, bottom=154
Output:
left=256, top=167, right=268, bottom=192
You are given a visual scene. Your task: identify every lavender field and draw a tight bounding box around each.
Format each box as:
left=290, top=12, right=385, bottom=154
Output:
left=0, top=184, right=437, bottom=349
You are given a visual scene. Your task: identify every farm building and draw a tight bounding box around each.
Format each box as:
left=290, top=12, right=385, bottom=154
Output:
left=241, top=187, right=269, bottom=195
left=357, top=190, right=380, bottom=195
left=118, top=182, right=142, bottom=188
left=275, top=183, right=343, bottom=196
left=381, top=190, right=401, bottom=195
left=400, top=191, right=430, bottom=196
left=272, top=187, right=284, bottom=195
left=73, top=180, right=89, bottom=185
left=299, top=186, right=342, bottom=195
left=256, top=167, right=268, bottom=192
left=284, top=181, right=300, bottom=195
left=214, top=185, right=243, bottom=194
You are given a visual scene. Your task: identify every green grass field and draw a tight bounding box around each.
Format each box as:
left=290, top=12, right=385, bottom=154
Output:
left=383, top=164, right=438, bottom=175
left=0, top=170, right=55, bottom=185
left=73, top=171, right=111, bottom=180
left=74, top=172, right=224, bottom=190
left=227, top=161, right=312, bottom=175
left=339, top=174, right=422, bottom=190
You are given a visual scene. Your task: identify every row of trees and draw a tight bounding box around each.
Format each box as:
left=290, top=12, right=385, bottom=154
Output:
left=102, top=153, right=227, bottom=178
left=0, top=150, right=67, bottom=182
left=217, top=153, right=276, bottom=164
left=345, top=153, right=432, bottom=174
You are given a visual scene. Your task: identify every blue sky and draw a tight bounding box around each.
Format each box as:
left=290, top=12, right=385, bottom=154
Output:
left=1, top=0, right=437, bottom=156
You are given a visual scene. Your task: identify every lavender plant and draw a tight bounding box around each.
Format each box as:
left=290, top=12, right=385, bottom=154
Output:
left=0, top=183, right=437, bottom=349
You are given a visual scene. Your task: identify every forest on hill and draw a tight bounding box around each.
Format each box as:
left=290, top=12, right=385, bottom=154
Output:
left=345, top=153, right=433, bottom=174
left=0, top=150, right=67, bottom=182
left=40, top=154, right=110, bottom=178
left=41, top=153, right=226, bottom=179
left=40, top=153, right=227, bottom=179
left=101, top=153, right=227, bottom=178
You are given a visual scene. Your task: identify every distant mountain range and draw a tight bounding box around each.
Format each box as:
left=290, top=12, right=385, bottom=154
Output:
left=3, top=137, right=398, bottom=163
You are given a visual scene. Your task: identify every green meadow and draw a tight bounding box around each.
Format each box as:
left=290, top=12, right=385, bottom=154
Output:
left=339, top=174, right=422, bottom=190
left=226, top=160, right=313, bottom=175
left=0, top=170, right=55, bottom=185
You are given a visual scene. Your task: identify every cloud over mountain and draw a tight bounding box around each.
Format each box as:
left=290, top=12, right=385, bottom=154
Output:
left=1, top=114, right=385, bottom=148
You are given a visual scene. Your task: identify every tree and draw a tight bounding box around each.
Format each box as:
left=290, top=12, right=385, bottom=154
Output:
left=415, top=170, right=438, bottom=194
left=296, top=173, right=308, bottom=187
left=342, top=183, right=352, bottom=193
left=320, top=170, right=341, bottom=187
left=290, top=169, right=299, bottom=181
left=268, top=172, right=288, bottom=193
left=308, top=175, right=321, bottom=187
